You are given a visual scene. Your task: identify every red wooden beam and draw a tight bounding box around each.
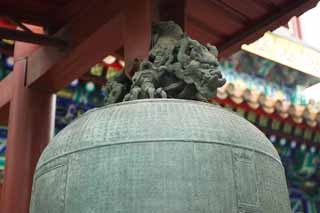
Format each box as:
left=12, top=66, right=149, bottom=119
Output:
left=0, top=73, right=13, bottom=109
left=187, top=0, right=244, bottom=37
left=207, top=0, right=250, bottom=24
left=217, top=0, right=319, bottom=57
left=0, top=27, right=66, bottom=47
left=6, top=17, right=33, bottom=33
left=0, top=8, right=51, bottom=27
left=0, top=20, right=16, bottom=30
left=26, top=0, right=124, bottom=92
left=187, top=15, right=226, bottom=39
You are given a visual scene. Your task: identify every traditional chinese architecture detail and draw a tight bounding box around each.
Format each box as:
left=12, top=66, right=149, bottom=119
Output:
left=104, top=21, right=226, bottom=104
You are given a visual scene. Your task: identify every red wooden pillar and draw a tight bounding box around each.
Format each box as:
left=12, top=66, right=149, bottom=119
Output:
left=122, top=0, right=186, bottom=78
left=157, top=0, right=187, bottom=30
left=123, top=0, right=152, bottom=78
left=123, top=0, right=152, bottom=60
left=0, top=39, right=55, bottom=212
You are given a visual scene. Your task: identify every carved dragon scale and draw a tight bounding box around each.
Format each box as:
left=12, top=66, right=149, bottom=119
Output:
left=104, top=21, right=226, bottom=105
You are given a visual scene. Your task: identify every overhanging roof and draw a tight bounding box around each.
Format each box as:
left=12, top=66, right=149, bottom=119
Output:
left=0, top=0, right=318, bottom=57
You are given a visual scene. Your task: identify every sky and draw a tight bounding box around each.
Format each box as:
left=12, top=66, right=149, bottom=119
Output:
left=300, top=2, right=320, bottom=50
left=299, top=2, right=320, bottom=101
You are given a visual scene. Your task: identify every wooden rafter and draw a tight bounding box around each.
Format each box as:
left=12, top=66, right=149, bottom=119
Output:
left=5, top=17, right=33, bottom=33
left=217, top=0, right=319, bottom=57
left=0, top=27, right=67, bottom=47
left=208, top=0, right=250, bottom=24
left=26, top=0, right=124, bottom=92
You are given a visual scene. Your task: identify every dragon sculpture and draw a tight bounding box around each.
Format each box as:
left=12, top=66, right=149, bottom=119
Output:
left=104, top=21, right=226, bottom=104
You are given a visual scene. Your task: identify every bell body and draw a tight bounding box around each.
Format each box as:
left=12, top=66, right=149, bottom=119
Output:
left=30, top=99, right=291, bottom=213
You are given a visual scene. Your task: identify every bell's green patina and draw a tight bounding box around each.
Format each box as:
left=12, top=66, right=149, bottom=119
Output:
left=30, top=21, right=291, bottom=212
left=30, top=99, right=291, bottom=212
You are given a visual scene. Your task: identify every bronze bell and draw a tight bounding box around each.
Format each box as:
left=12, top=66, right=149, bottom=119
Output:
left=30, top=99, right=291, bottom=213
